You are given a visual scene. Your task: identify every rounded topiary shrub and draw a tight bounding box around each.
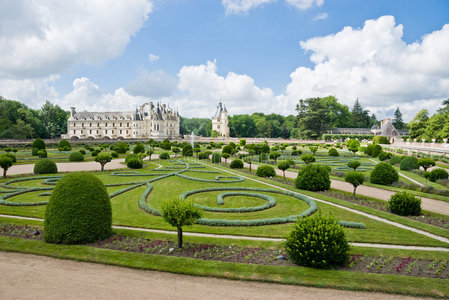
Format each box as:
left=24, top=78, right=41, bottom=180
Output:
left=32, top=138, right=46, bottom=150
left=34, top=159, right=58, bottom=174
left=328, top=148, right=339, bottom=156
left=388, top=192, right=421, bottom=216
left=79, top=149, right=86, bottom=155
left=378, top=151, right=392, bottom=161
left=371, top=144, right=382, bottom=157
left=389, top=155, right=403, bottom=165
left=429, top=168, right=448, bottom=182
left=127, top=158, right=143, bottom=169
left=400, top=156, right=419, bottom=171
left=133, top=143, right=145, bottom=154
left=114, top=142, right=129, bottom=154
left=111, top=151, right=118, bottom=158
left=212, top=152, right=221, bottom=163
left=182, top=144, right=193, bottom=156
left=44, top=173, right=112, bottom=244
left=31, top=148, right=39, bottom=156
left=159, top=152, right=170, bottom=159
left=69, top=151, right=84, bottom=162
left=285, top=215, right=350, bottom=269
left=256, top=165, right=275, bottom=177
left=37, top=149, right=47, bottom=158
left=125, top=153, right=138, bottom=163
left=295, top=164, right=330, bottom=191
left=364, top=144, right=374, bottom=156
left=58, top=139, right=71, bottom=151
left=370, top=162, right=399, bottom=185
left=230, top=159, right=244, bottom=169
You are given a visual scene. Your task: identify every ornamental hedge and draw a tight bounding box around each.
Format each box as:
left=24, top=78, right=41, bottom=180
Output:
left=388, top=192, right=421, bottom=216
left=295, top=164, right=330, bottom=191
left=285, top=215, right=350, bottom=269
left=32, top=138, right=46, bottom=150
left=370, top=162, right=399, bottom=185
left=68, top=151, right=84, bottom=162
left=159, top=152, right=170, bottom=159
left=256, top=165, right=275, bottom=177
left=429, top=168, right=448, bottom=182
left=230, top=159, right=244, bottom=169
left=328, top=148, right=339, bottom=156
left=400, top=156, right=419, bottom=171
left=33, top=159, right=58, bottom=174
left=127, top=158, right=143, bottom=169
left=211, top=152, right=221, bottom=163
left=182, top=144, right=193, bottom=156
left=44, top=173, right=112, bottom=244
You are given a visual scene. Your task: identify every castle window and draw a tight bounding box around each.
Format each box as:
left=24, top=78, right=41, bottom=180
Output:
left=81, top=130, right=83, bottom=134
left=105, top=130, right=108, bottom=134
left=73, top=130, right=76, bottom=134
left=126, top=130, right=128, bottom=134
left=97, top=123, right=99, bottom=127
left=112, top=130, right=114, bottom=134
left=96, top=130, right=99, bottom=134
left=113, top=123, right=115, bottom=127
left=82, top=123, right=84, bottom=127
left=120, top=130, right=122, bottom=134
left=217, top=125, right=220, bottom=129
left=127, top=123, right=129, bottom=127
left=90, top=130, right=92, bottom=134
left=90, top=123, right=92, bottom=127
left=105, top=123, right=107, bottom=127
left=120, top=123, right=122, bottom=127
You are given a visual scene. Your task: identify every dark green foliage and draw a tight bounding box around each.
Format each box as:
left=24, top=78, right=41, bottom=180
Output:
left=371, top=144, right=382, bottom=157
left=44, top=173, right=112, bottom=244
left=68, top=152, right=84, bottom=162
left=32, top=138, right=46, bottom=150
left=389, top=155, right=403, bottom=165
left=300, top=154, right=315, bottom=165
left=344, top=171, right=364, bottom=198
left=161, top=139, right=171, bottom=150
left=418, top=158, right=435, bottom=171
left=197, top=152, right=207, bottom=160
left=111, top=151, right=118, bottom=158
left=347, top=160, right=361, bottom=170
left=295, top=164, right=330, bottom=191
left=58, top=140, right=71, bottom=151
left=277, top=160, right=291, bottom=179
left=364, top=144, right=373, bottom=156
left=172, top=147, right=180, bottom=156
left=285, top=215, right=350, bottom=269
left=400, top=156, right=419, bottom=171
left=182, top=144, right=193, bottom=156
left=33, top=159, right=57, bottom=174
left=370, top=162, right=399, bottom=185
left=91, top=149, right=100, bottom=157
left=79, top=149, right=86, bottom=155
left=125, top=154, right=138, bottom=163
left=37, top=149, right=47, bottom=158
left=388, top=192, right=421, bottom=216
left=328, top=148, right=339, bottom=156
left=429, top=168, right=448, bottom=182
left=0, top=155, right=13, bottom=178
left=211, top=152, right=221, bottom=163
left=133, top=143, right=145, bottom=154
left=114, top=142, right=128, bottom=154
left=378, top=151, right=393, bottom=161
left=230, top=159, right=244, bottom=169
left=372, top=136, right=390, bottom=145
left=347, top=139, right=360, bottom=154
left=31, top=148, right=39, bottom=156
left=221, top=153, right=231, bottom=163
left=269, top=151, right=281, bottom=162
left=256, top=165, right=276, bottom=177
left=159, top=152, right=170, bottom=160
left=222, top=145, right=234, bottom=155
left=2, top=153, right=16, bottom=163
left=95, top=153, right=112, bottom=171
left=127, top=158, right=143, bottom=169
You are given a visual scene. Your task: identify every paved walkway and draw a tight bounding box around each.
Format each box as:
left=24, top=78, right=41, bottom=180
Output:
left=0, top=252, right=425, bottom=300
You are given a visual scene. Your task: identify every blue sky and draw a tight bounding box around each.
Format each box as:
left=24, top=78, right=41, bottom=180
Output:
left=1, top=0, right=449, bottom=121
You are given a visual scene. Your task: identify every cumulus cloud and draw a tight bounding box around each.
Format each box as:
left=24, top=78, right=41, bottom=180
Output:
left=285, top=0, right=324, bottom=10
left=125, top=70, right=177, bottom=98
left=148, top=53, right=159, bottom=63
left=313, top=12, right=328, bottom=20
left=221, top=0, right=276, bottom=15
left=0, top=0, right=152, bottom=80
left=281, top=15, right=449, bottom=121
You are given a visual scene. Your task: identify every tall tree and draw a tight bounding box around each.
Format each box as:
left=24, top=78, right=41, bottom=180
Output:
left=39, top=101, right=69, bottom=138
left=228, top=114, right=257, bottom=137
left=350, top=99, right=370, bottom=128
left=393, top=107, right=405, bottom=129
left=408, top=109, right=429, bottom=139
left=321, top=96, right=352, bottom=128
left=295, top=98, right=331, bottom=139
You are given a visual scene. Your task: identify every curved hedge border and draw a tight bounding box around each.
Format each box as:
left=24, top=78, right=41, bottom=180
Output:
left=196, top=191, right=276, bottom=213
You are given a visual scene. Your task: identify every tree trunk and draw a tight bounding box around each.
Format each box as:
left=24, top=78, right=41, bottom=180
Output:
left=353, top=186, right=356, bottom=199
left=177, top=226, right=183, bottom=248
left=3, top=168, right=6, bottom=178
left=101, top=164, right=105, bottom=171
left=283, top=171, right=285, bottom=180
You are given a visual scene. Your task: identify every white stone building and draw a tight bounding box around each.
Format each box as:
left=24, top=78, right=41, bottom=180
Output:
left=212, top=102, right=229, bottom=137
left=62, top=102, right=179, bottom=140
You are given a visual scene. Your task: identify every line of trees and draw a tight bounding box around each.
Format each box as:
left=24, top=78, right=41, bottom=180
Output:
left=408, top=99, right=449, bottom=141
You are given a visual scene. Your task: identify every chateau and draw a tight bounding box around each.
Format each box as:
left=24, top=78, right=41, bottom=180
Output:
left=212, top=102, right=229, bottom=137
left=62, top=102, right=179, bottom=140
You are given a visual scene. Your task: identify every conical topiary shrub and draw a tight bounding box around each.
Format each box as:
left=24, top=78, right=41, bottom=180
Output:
left=44, top=173, right=112, bottom=244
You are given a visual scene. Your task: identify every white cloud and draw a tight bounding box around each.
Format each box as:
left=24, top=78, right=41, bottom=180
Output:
left=148, top=53, right=159, bottom=63
left=125, top=70, right=177, bottom=98
left=282, top=15, right=449, bottom=121
left=313, top=12, right=328, bottom=20
left=285, top=0, right=324, bottom=10
left=0, top=0, right=152, bottom=80
left=221, top=0, right=276, bottom=15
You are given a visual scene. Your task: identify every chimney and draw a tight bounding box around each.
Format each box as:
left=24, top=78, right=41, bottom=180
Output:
left=70, top=107, right=76, bottom=117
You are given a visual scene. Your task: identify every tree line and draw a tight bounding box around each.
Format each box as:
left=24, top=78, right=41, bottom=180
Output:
left=408, top=99, right=449, bottom=141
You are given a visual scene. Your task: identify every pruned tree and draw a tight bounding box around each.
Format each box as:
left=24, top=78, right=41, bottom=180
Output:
left=95, top=153, right=112, bottom=171
left=344, top=171, right=365, bottom=198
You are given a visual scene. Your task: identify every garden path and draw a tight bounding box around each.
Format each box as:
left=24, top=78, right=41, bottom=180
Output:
left=0, top=252, right=424, bottom=300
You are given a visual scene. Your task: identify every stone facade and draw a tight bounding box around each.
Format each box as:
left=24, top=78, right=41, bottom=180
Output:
left=211, top=102, right=229, bottom=137
left=62, top=102, right=179, bottom=140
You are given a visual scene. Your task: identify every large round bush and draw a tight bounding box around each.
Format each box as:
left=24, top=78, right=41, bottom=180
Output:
left=44, top=173, right=112, bottom=244
left=388, top=192, right=421, bottom=216
left=230, top=159, right=244, bottom=169
left=127, top=158, right=143, bottom=169
left=34, top=159, right=58, bottom=174
left=114, top=142, right=129, bottom=154
left=133, top=143, right=145, bottom=154
left=69, top=151, right=84, bottom=161
left=328, top=148, right=339, bottom=156
left=32, top=138, right=46, bottom=150
left=159, top=152, right=170, bottom=159
left=285, top=215, right=350, bottom=269
left=400, top=156, right=419, bottom=171
left=37, top=149, right=47, bottom=158
left=429, top=168, right=448, bottom=182
left=371, top=144, right=382, bottom=157
left=389, top=155, right=403, bottom=165
left=211, top=152, right=221, bottom=163
left=125, top=153, right=138, bottom=163
left=370, top=162, right=399, bottom=185
left=256, top=165, right=275, bottom=177
left=58, top=139, right=71, bottom=151
left=295, top=164, right=330, bottom=191
left=182, top=144, right=193, bottom=156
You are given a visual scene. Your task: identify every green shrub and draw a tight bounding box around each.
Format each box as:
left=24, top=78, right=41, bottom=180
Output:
left=0, top=155, right=14, bottom=178
left=285, top=215, right=350, bottom=269
left=277, top=160, right=291, bottom=179
left=256, top=165, right=275, bottom=177
left=364, top=144, right=374, bottom=156
left=295, top=164, right=330, bottom=191
left=373, top=136, right=390, bottom=145
left=222, top=145, right=234, bottom=155
left=418, top=158, right=435, bottom=171
left=388, top=192, right=421, bottom=216
left=44, top=173, right=112, bottom=244
left=2, top=153, right=16, bottom=163
left=328, top=148, right=339, bottom=156
left=400, top=156, right=419, bottom=171
left=31, top=148, right=39, bottom=156
left=429, top=168, right=448, bottom=182
left=125, top=154, right=138, bottom=163
left=94, top=153, right=112, bottom=171
left=36, top=149, right=47, bottom=158
left=211, top=153, right=221, bottom=163
left=69, top=152, right=84, bottom=162
left=79, top=149, right=86, bottom=155
left=91, top=149, right=100, bottom=157
left=230, top=159, right=244, bottom=169
left=370, top=162, right=399, bottom=185
left=300, top=154, right=315, bottom=165
left=33, top=159, right=58, bottom=174
left=159, top=152, right=170, bottom=159
left=133, top=143, right=145, bottom=154
left=127, top=158, right=143, bottom=169
left=378, top=151, right=392, bottom=161
left=111, top=151, right=118, bottom=158
left=182, top=144, right=193, bottom=156
left=347, top=139, right=360, bottom=154
left=114, top=142, right=129, bottom=154
left=344, top=171, right=364, bottom=198
left=347, top=160, right=361, bottom=170
left=58, top=140, right=71, bottom=151
left=389, top=155, right=403, bottom=165
left=32, top=138, right=46, bottom=150
left=371, top=144, right=382, bottom=157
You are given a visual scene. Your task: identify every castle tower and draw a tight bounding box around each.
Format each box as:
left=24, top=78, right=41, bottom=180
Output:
left=212, top=101, right=229, bottom=137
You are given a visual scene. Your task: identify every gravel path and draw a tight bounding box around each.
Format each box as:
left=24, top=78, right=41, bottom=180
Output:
left=0, top=252, right=424, bottom=300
